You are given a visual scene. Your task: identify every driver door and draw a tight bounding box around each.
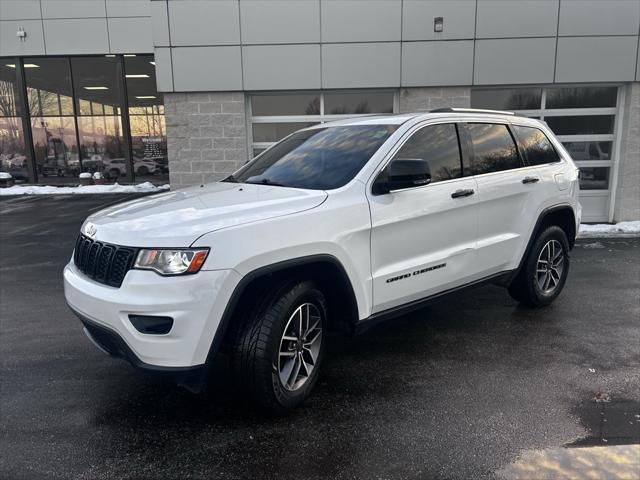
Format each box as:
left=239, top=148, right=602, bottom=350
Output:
left=367, top=122, right=479, bottom=314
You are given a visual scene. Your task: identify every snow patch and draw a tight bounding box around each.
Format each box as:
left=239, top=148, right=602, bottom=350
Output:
left=0, top=182, right=169, bottom=195
left=579, top=221, right=640, bottom=237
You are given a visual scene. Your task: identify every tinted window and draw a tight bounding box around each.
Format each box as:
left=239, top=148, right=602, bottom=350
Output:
left=232, top=125, right=397, bottom=190
left=392, top=124, right=461, bottom=183
left=512, top=125, right=561, bottom=165
left=467, top=123, right=521, bottom=175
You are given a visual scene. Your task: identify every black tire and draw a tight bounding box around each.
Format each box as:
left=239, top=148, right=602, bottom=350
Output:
left=231, top=280, right=328, bottom=414
left=509, top=225, right=570, bottom=308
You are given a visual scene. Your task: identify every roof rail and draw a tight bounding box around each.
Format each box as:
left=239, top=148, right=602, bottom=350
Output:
left=430, top=107, right=516, bottom=116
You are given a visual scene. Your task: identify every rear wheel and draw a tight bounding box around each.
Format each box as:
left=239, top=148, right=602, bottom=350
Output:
left=231, top=280, right=327, bottom=414
left=508, top=225, right=570, bottom=307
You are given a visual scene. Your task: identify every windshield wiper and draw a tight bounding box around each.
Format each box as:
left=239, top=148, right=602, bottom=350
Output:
left=221, top=174, right=238, bottom=183
left=245, top=178, right=286, bottom=187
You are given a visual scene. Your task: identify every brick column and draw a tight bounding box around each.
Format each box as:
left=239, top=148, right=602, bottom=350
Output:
left=164, top=92, right=248, bottom=188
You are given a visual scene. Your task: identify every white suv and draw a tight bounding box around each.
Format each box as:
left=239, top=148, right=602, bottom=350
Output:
left=64, top=108, right=581, bottom=413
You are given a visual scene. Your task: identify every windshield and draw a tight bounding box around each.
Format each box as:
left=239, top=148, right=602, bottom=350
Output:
left=230, top=124, right=397, bottom=190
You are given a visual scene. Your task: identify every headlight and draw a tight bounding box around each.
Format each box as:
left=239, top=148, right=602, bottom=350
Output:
left=134, top=249, right=209, bottom=275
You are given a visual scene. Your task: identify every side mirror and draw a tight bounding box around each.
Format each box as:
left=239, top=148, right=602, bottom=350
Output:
left=373, top=158, right=431, bottom=195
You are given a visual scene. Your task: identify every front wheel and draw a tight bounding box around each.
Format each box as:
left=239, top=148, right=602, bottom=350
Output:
left=508, top=225, right=570, bottom=307
left=231, top=280, right=327, bottom=414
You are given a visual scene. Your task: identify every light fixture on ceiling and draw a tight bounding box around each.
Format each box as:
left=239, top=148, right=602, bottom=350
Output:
left=125, top=74, right=150, bottom=78
left=84, top=86, right=109, bottom=90
left=123, top=54, right=137, bottom=57
left=6, top=63, right=39, bottom=68
left=149, top=61, right=155, bottom=65
left=135, top=96, right=156, bottom=99
left=105, top=54, right=116, bottom=57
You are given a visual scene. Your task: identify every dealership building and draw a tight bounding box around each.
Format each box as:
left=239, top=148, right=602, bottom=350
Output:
left=0, top=0, right=639, bottom=222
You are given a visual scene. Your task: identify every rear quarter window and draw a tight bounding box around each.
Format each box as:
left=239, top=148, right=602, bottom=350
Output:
left=512, top=125, right=561, bottom=165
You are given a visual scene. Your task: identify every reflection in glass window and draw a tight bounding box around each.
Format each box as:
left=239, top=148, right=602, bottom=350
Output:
left=392, top=124, right=462, bottom=182
left=72, top=57, right=125, bottom=181
left=251, top=94, right=320, bottom=116
left=579, top=167, right=609, bottom=190
left=324, top=92, right=394, bottom=114
left=253, top=123, right=316, bottom=143
left=467, top=123, right=522, bottom=175
left=562, top=141, right=611, bottom=161
left=233, top=125, right=397, bottom=190
left=471, top=88, right=542, bottom=110
left=512, top=125, right=560, bottom=165
left=546, top=87, right=617, bottom=109
left=0, top=64, right=28, bottom=181
left=24, top=58, right=74, bottom=117
left=31, top=116, right=80, bottom=179
left=125, top=55, right=168, bottom=184
left=545, top=116, right=615, bottom=135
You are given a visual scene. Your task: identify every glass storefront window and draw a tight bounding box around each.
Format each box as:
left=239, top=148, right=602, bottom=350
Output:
left=253, top=123, right=316, bottom=143
left=545, top=115, right=615, bottom=135
left=125, top=55, right=168, bottom=184
left=1, top=55, right=167, bottom=185
left=324, top=91, right=394, bottom=114
left=470, top=88, right=542, bottom=110
left=249, top=90, right=397, bottom=157
left=72, top=57, right=125, bottom=182
left=545, top=87, right=617, bottom=109
left=30, top=116, right=80, bottom=179
left=251, top=94, right=320, bottom=116
left=0, top=63, right=28, bottom=181
left=24, top=58, right=80, bottom=184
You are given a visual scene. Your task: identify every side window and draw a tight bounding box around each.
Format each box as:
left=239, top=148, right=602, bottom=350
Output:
left=392, top=123, right=462, bottom=183
left=466, top=123, right=522, bottom=175
left=512, top=125, right=561, bottom=165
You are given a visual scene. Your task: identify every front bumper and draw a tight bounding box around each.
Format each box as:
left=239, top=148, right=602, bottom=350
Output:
left=64, top=261, right=240, bottom=368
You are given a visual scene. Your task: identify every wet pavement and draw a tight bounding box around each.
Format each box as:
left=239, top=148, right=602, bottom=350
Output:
left=1, top=194, right=639, bottom=480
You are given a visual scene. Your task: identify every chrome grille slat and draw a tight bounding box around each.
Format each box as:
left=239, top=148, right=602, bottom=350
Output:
left=73, top=234, right=137, bottom=288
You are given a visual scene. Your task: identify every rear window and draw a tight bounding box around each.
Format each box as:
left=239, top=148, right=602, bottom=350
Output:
left=231, top=125, right=397, bottom=190
left=512, top=125, right=561, bottom=165
left=466, top=123, right=522, bottom=175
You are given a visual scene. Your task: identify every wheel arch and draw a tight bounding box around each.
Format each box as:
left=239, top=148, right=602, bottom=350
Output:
left=205, top=255, right=360, bottom=364
left=515, top=204, right=576, bottom=279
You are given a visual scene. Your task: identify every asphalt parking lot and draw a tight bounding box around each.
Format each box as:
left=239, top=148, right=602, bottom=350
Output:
left=1, top=194, right=639, bottom=480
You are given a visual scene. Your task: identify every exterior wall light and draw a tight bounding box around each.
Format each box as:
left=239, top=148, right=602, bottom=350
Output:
left=434, top=17, right=444, bottom=33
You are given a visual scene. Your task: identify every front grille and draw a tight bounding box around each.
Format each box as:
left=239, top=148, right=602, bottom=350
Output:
left=73, top=234, right=137, bottom=287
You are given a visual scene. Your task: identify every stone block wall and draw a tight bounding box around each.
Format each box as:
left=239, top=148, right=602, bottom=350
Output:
left=614, top=82, right=640, bottom=221
left=164, top=92, right=248, bottom=188
left=398, top=87, right=471, bottom=112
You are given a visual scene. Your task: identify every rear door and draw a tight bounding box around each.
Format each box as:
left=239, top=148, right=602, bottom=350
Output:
left=460, top=122, right=542, bottom=276
left=368, top=122, right=479, bottom=314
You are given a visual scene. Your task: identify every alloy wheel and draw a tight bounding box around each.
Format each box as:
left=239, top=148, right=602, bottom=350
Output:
left=278, top=302, right=322, bottom=391
left=535, top=239, right=564, bottom=294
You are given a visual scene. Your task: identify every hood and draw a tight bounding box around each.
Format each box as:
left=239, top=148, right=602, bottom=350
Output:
left=82, top=182, right=328, bottom=247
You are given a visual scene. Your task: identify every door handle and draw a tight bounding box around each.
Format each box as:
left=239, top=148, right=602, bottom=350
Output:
left=451, top=188, right=475, bottom=198
left=522, top=176, right=540, bottom=184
